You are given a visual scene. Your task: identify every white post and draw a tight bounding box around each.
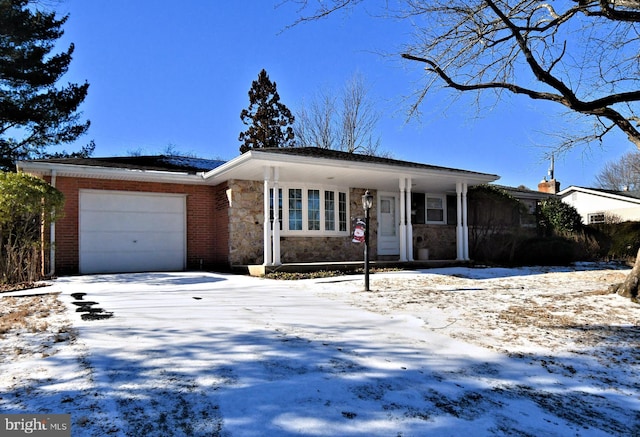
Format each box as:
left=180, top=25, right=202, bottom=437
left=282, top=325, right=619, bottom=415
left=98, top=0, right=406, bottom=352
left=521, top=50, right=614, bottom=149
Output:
left=272, top=167, right=281, bottom=265
left=406, top=178, right=414, bottom=261
left=462, top=182, right=469, bottom=260
left=263, top=167, right=273, bottom=266
left=456, top=182, right=463, bottom=260
left=399, top=178, right=407, bottom=262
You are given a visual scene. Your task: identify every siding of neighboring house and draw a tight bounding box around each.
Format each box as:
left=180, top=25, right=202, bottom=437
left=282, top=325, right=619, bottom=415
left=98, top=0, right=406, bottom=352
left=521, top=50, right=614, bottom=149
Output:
left=52, top=176, right=229, bottom=274
left=561, top=189, right=640, bottom=223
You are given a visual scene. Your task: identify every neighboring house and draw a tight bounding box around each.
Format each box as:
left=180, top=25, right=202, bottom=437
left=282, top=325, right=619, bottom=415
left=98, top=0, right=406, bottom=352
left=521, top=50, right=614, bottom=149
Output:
left=558, top=186, right=640, bottom=224
left=17, top=147, right=498, bottom=275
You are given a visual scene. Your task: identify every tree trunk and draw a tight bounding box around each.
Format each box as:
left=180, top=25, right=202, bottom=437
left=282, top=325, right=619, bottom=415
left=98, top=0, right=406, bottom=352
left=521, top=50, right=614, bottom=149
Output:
left=610, top=247, right=640, bottom=302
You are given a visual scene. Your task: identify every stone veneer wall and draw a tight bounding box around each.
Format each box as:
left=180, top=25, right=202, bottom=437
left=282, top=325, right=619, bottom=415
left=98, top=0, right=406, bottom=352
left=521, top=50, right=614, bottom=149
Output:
left=227, top=180, right=265, bottom=265
left=412, top=224, right=457, bottom=260
left=227, top=181, right=376, bottom=265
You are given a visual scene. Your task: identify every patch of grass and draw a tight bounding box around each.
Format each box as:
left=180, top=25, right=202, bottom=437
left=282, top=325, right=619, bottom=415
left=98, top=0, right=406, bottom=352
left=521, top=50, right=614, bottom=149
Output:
left=265, top=270, right=344, bottom=280
left=0, top=301, right=29, bottom=335
left=265, top=267, right=402, bottom=280
left=0, top=296, right=52, bottom=336
left=0, top=282, right=49, bottom=294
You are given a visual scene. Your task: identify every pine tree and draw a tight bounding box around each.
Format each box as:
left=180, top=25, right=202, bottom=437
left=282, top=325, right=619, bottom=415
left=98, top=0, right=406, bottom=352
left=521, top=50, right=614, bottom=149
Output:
left=238, top=69, right=294, bottom=154
left=0, top=0, right=91, bottom=171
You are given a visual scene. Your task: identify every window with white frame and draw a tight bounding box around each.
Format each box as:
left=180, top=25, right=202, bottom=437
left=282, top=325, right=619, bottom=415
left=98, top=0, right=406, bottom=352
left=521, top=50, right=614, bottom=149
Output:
left=588, top=213, right=605, bottom=224
left=411, top=193, right=447, bottom=224
left=270, top=185, right=349, bottom=235
left=269, top=188, right=283, bottom=230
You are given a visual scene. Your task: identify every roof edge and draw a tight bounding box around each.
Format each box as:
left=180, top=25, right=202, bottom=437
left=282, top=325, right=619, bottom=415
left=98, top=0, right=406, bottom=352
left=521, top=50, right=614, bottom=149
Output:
left=17, top=161, right=207, bottom=184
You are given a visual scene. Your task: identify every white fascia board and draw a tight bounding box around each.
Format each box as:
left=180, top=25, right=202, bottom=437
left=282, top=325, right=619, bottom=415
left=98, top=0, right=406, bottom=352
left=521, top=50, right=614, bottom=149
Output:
left=17, top=161, right=207, bottom=184
left=558, top=186, right=640, bottom=205
left=202, top=149, right=499, bottom=185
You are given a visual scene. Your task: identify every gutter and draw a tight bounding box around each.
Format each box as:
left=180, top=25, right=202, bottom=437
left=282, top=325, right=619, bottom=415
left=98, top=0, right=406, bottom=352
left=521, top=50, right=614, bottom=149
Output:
left=17, top=161, right=207, bottom=185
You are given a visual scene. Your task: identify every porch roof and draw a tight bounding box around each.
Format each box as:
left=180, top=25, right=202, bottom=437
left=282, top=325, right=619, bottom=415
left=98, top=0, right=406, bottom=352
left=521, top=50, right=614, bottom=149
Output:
left=206, top=148, right=499, bottom=193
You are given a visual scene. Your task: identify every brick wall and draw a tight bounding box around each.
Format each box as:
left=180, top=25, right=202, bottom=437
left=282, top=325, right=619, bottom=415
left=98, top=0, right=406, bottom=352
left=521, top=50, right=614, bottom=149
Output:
left=52, top=177, right=229, bottom=274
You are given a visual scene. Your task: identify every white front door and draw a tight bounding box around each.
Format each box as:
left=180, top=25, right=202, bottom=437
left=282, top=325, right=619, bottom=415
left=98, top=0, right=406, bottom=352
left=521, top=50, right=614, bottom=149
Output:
left=377, top=193, right=400, bottom=256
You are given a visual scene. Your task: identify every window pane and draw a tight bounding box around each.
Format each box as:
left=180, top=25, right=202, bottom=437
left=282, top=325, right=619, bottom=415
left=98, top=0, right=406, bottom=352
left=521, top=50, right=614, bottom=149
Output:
left=289, top=189, right=302, bottom=230
left=381, top=199, right=391, bottom=214
left=339, top=192, right=347, bottom=232
left=427, top=197, right=443, bottom=209
left=426, top=196, right=444, bottom=222
left=308, top=189, right=320, bottom=230
left=269, top=188, right=282, bottom=230
left=325, top=191, right=335, bottom=231
left=426, top=209, right=444, bottom=222
left=589, top=213, right=605, bottom=224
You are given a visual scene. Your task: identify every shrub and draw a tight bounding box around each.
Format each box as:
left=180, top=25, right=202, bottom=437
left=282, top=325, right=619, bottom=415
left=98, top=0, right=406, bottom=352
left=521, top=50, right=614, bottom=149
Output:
left=468, top=185, right=530, bottom=264
left=0, top=172, right=64, bottom=284
left=590, top=221, right=640, bottom=260
left=538, top=198, right=583, bottom=235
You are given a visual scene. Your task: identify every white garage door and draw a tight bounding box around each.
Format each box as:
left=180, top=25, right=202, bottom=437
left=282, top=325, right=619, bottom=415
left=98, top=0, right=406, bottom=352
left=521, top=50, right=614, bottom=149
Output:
left=79, top=190, right=186, bottom=274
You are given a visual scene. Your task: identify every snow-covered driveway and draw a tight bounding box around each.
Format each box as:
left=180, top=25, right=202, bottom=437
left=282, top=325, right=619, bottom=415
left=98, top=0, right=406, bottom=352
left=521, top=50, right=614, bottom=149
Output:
left=3, top=267, right=639, bottom=436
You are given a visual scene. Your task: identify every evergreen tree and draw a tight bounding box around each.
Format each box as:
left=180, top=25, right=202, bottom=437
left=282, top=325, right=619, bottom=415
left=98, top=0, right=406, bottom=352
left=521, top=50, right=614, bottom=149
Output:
left=238, top=69, right=294, bottom=154
left=0, top=0, right=91, bottom=171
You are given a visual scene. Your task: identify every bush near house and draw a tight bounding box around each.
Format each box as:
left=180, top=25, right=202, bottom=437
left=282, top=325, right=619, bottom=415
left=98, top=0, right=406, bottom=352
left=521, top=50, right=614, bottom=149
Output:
left=589, top=221, right=640, bottom=261
left=468, top=185, right=530, bottom=264
left=0, top=172, right=64, bottom=285
left=468, top=187, right=603, bottom=266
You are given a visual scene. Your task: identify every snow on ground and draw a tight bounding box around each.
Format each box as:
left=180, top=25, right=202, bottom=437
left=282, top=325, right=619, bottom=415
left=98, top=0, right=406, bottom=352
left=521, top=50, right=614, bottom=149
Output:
left=1, top=264, right=639, bottom=436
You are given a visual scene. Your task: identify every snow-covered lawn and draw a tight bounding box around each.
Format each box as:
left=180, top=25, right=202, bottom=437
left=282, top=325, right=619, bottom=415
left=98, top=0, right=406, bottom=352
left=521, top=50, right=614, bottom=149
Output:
left=1, top=265, right=639, bottom=436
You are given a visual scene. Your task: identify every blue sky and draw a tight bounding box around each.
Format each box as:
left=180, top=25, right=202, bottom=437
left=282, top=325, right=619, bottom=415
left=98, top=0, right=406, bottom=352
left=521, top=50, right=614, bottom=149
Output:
left=54, top=0, right=635, bottom=189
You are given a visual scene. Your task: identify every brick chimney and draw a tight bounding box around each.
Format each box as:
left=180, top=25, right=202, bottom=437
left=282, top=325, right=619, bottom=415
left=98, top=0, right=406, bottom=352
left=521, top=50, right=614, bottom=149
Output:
left=538, top=178, right=560, bottom=194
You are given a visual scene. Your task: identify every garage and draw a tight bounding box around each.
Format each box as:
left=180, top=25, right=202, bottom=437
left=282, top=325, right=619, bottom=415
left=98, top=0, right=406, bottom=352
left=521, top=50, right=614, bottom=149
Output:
left=79, top=190, right=186, bottom=274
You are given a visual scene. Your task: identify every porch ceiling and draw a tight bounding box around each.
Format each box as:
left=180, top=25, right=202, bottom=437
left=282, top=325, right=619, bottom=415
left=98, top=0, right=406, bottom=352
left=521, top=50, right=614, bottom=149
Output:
left=206, top=150, right=499, bottom=193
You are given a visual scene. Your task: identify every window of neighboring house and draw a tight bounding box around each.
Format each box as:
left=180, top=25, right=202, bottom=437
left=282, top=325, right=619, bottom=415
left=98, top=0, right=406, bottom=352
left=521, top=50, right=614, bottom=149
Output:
left=273, top=185, right=349, bottom=235
left=411, top=193, right=447, bottom=224
left=588, top=213, right=605, bottom=224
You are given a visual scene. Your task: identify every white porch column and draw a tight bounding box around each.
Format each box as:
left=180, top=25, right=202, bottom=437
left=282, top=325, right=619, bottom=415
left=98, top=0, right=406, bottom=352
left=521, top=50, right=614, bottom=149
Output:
left=462, top=182, right=469, bottom=260
left=272, top=167, right=281, bottom=265
left=263, top=167, right=273, bottom=266
left=456, top=182, right=464, bottom=260
left=406, top=178, right=414, bottom=261
left=399, top=178, right=408, bottom=261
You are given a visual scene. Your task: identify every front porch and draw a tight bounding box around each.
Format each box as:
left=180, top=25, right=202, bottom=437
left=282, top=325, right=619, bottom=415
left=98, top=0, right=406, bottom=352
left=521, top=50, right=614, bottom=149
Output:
left=235, top=259, right=471, bottom=277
